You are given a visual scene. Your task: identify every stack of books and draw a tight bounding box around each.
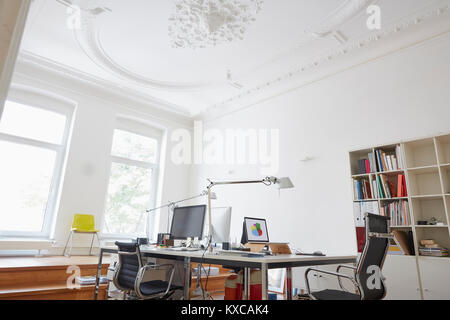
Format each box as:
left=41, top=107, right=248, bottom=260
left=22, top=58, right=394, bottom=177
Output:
left=375, top=146, right=403, bottom=172
left=353, top=179, right=372, bottom=200
left=375, top=174, right=407, bottom=199
left=388, top=230, right=415, bottom=256
left=76, top=276, right=107, bottom=285
left=380, top=200, right=411, bottom=226
left=419, top=240, right=448, bottom=257
left=355, top=152, right=377, bottom=174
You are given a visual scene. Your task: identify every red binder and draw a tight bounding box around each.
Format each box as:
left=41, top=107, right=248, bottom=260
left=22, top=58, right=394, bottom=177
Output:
left=356, top=227, right=366, bottom=253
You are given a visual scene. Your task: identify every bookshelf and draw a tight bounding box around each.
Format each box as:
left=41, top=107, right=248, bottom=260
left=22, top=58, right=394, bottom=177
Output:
left=350, top=134, right=450, bottom=299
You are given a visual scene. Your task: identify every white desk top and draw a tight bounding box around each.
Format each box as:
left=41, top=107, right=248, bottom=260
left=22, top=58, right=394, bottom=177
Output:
left=104, top=246, right=356, bottom=265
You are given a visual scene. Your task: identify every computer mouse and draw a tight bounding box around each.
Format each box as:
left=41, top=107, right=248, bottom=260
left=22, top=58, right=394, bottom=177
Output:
left=313, top=251, right=324, bottom=256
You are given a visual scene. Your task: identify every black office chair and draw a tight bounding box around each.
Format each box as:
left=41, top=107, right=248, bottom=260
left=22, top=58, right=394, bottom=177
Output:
left=112, top=241, right=182, bottom=300
left=304, top=213, right=393, bottom=300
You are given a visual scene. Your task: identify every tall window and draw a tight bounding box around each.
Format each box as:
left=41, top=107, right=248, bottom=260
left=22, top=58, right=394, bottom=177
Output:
left=0, top=100, right=70, bottom=237
left=103, top=123, right=161, bottom=238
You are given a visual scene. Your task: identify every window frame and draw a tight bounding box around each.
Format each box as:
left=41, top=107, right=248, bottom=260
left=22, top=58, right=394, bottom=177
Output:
left=101, top=119, right=162, bottom=240
left=0, top=90, right=73, bottom=238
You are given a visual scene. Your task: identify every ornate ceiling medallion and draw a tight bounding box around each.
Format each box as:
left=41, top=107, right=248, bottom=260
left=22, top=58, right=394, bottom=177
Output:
left=57, top=0, right=216, bottom=91
left=169, top=0, right=264, bottom=49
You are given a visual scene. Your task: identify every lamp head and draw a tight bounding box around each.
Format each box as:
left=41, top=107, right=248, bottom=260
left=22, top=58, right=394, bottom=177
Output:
left=202, top=189, right=218, bottom=199
left=265, top=176, right=294, bottom=189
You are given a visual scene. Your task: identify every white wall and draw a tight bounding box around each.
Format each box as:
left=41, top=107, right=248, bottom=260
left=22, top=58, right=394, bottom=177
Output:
left=0, top=0, right=30, bottom=118
left=0, top=58, right=192, bottom=254
left=191, top=34, right=450, bottom=287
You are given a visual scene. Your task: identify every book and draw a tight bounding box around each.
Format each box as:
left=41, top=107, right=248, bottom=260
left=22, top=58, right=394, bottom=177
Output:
left=392, top=230, right=412, bottom=255
left=388, top=181, right=396, bottom=198
left=368, top=153, right=375, bottom=173
left=382, top=151, right=388, bottom=172
left=354, top=201, right=380, bottom=227
left=388, top=242, right=405, bottom=255
left=407, top=231, right=415, bottom=255
left=392, top=155, right=398, bottom=171
left=356, top=227, right=366, bottom=253
left=381, top=200, right=410, bottom=226
left=380, top=175, right=389, bottom=198
left=376, top=150, right=383, bottom=172
left=386, top=155, right=393, bottom=171
left=419, top=247, right=448, bottom=257
left=397, top=174, right=403, bottom=198
left=376, top=175, right=385, bottom=198
left=395, top=145, right=403, bottom=169
left=353, top=203, right=363, bottom=227
left=372, top=179, right=378, bottom=199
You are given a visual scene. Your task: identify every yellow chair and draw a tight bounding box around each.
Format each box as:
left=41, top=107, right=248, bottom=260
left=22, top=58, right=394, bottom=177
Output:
left=63, top=214, right=100, bottom=257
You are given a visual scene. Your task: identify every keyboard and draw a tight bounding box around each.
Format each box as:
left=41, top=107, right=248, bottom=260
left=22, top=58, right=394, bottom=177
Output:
left=217, top=250, right=265, bottom=257
left=165, top=247, right=202, bottom=252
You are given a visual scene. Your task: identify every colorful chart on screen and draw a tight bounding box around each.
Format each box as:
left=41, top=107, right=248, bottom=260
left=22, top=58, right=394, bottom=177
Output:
left=245, top=217, right=269, bottom=243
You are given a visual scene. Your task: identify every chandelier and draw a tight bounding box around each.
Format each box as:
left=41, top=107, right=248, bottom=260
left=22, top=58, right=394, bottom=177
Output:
left=168, top=0, right=264, bottom=49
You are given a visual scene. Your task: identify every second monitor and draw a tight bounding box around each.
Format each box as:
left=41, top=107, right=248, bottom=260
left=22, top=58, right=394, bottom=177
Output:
left=209, top=207, right=232, bottom=244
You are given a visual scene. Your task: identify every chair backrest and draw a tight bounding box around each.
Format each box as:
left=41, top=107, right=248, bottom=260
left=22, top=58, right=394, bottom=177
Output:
left=356, top=213, right=391, bottom=300
left=72, top=214, right=95, bottom=230
left=113, top=241, right=143, bottom=291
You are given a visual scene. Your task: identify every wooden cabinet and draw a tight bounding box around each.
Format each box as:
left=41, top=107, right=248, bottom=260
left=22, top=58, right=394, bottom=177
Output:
left=418, top=257, right=450, bottom=300
left=382, top=255, right=421, bottom=300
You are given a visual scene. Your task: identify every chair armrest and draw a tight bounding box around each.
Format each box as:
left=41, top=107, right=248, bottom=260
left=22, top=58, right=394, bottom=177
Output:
left=141, top=264, right=174, bottom=272
left=304, top=268, right=361, bottom=298
left=135, top=264, right=176, bottom=298
left=336, top=265, right=357, bottom=272
left=336, top=265, right=357, bottom=292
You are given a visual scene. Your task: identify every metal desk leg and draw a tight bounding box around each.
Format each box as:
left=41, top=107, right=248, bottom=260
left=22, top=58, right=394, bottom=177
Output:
left=183, top=257, right=191, bottom=300
left=286, top=267, right=293, bottom=300
left=94, top=248, right=104, bottom=300
left=261, top=264, right=268, bottom=300
left=244, top=268, right=250, bottom=300
left=247, top=268, right=251, bottom=300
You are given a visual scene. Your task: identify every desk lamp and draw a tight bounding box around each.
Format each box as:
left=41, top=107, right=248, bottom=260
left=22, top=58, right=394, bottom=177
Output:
left=205, top=176, right=294, bottom=252
left=146, top=190, right=217, bottom=236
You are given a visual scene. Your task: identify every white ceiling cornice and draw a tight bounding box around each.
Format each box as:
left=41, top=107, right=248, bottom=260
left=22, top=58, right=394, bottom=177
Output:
left=14, top=50, right=194, bottom=126
left=197, top=1, right=450, bottom=122
left=19, top=0, right=450, bottom=121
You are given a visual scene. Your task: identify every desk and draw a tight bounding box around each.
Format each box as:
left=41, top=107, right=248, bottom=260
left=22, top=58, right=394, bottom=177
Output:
left=95, top=247, right=356, bottom=300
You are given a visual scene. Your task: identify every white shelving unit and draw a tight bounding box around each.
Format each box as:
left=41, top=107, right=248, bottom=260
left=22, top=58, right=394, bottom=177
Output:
left=349, top=133, right=450, bottom=300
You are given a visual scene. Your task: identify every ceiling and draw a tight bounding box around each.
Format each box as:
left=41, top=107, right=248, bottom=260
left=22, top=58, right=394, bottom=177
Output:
left=19, top=0, right=450, bottom=117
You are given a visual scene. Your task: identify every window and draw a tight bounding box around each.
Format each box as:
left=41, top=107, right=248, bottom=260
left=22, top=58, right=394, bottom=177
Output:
left=0, top=100, right=70, bottom=237
left=103, top=125, right=161, bottom=238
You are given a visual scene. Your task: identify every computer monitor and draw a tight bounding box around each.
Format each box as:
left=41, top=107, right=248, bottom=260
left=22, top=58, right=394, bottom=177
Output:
left=209, top=207, right=232, bottom=244
left=170, top=205, right=206, bottom=240
left=241, top=217, right=269, bottom=244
